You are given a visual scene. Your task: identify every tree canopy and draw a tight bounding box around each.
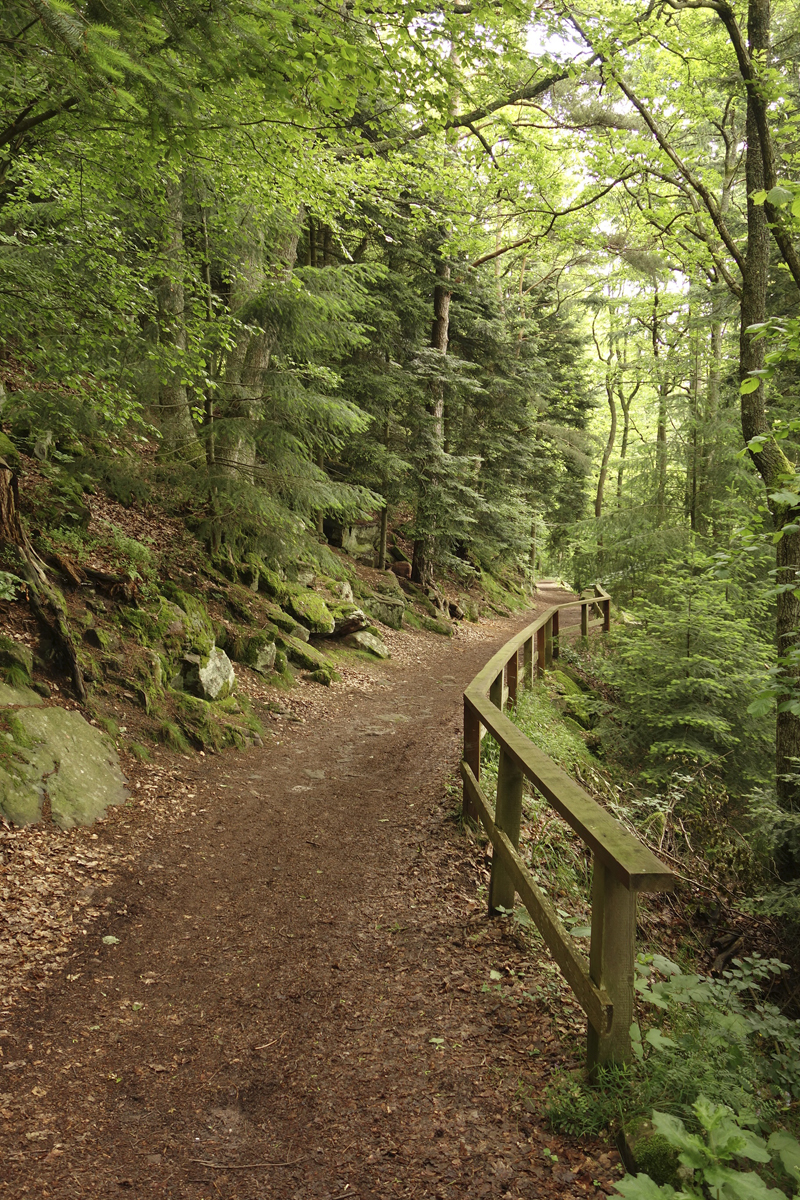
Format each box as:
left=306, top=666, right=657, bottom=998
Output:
left=2, top=0, right=800, bottom=802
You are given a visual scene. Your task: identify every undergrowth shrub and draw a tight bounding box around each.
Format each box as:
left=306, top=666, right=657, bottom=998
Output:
left=544, top=954, right=800, bottom=1144
left=614, top=1098, right=800, bottom=1199
left=593, top=562, right=773, bottom=788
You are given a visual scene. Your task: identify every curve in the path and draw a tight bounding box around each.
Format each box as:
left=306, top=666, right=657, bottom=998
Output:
left=0, top=589, right=622, bottom=1199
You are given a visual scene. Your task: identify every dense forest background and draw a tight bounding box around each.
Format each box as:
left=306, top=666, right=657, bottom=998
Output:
left=2, top=0, right=800, bottom=819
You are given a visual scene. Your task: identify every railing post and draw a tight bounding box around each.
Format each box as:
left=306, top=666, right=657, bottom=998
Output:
left=603, top=598, right=611, bottom=634
left=463, top=698, right=481, bottom=820
left=544, top=615, right=553, bottom=668
left=552, top=609, right=560, bottom=660
left=507, top=649, right=518, bottom=706
left=536, top=626, right=546, bottom=678
left=523, top=637, right=533, bottom=689
left=489, top=671, right=503, bottom=711
left=587, top=859, right=636, bottom=1073
left=580, top=601, right=589, bottom=639
left=489, top=747, right=523, bottom=914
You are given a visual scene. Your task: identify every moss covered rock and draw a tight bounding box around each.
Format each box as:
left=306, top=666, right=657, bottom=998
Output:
left=0, top=432, right=21, bottom=472
left=343, top=630, right=390, bottom=659
left=258, top=567, right=288, bottom=603
left=0, top=705, right=127, bottom=828
left=242, top=632, right=277, bottom=675
left=0, top=634, right=33, bottom=679
left=275, top=631, right=330, bottom=671
left=182, top=648, right=236, bottom=701
left=284, top=588, right=335, bottom=635
left=364, top=594, right=405, bottom=630
left=306, top=667, right=341, bottom=686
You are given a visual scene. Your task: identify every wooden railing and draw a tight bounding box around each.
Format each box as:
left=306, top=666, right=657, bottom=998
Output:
left=461, top=587, right=673, bottom=1071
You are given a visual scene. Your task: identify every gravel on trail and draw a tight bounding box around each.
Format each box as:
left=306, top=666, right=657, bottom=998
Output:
left=0, top=589, right=624, bottom=1199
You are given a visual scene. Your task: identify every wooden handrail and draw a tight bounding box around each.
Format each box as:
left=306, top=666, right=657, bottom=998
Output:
left=462, top=588, right=673, bottom=1071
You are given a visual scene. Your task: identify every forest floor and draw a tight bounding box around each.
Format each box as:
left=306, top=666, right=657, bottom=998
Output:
left=0, top=585, right=626, bottom=1200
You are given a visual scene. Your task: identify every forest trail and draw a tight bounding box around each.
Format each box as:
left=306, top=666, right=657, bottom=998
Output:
left=0, top=587, right=623, bottom=1200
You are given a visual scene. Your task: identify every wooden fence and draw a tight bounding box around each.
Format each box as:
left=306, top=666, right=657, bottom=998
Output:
left=461, top=587, right=674, bottom=1071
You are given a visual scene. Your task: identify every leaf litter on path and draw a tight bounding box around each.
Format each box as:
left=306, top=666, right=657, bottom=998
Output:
left=0, top=596, right=623, bottom=1198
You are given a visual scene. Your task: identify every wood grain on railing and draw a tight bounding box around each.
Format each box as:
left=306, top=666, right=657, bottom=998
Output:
left=462, top=588, right=673, bottom=1071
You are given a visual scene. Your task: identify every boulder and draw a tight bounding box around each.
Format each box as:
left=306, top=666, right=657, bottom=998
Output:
left=284, top=589, right=336, bottom=635
left=0, top=432, right=21, bottom=472
left=0, top=680, right=42, bottom=707
left=343, top=631, right=391, bottom=659
left=337, top=520, right=381, bottom=557
left=242, top=633, right=277, bottom=675
left=0, top=705, right=127, bottom=828
left=327, top=605, right=370, bottom=638
left=183, top=648, right=236, bottom=701
left=275, top=632, right=331, bottom=672
left=0, top=634, right=33, bottom=678
left=374, top=571, right=404, bottom=598
left=364, top=594, right=405, bottom=630
left=338, top=581, right=354, bottom=603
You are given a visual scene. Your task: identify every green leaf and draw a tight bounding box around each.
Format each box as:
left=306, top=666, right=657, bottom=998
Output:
left=766, top=185, right=794, bottom=207
left=644, top=1028, right=679, bottom=1051
left=703, top=1166, right=785, bottom=1199
left=613, top=1174, right=680, bottom=1198
left=768, top=1130, right=800, bottom=1183
left=740, top=378, right=761, bottom=394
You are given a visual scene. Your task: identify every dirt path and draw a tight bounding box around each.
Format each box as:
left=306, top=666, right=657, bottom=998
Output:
left=0, top=590, right=623, bottom=1199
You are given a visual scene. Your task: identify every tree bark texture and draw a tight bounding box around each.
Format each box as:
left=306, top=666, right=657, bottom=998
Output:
left=412, top=256, right=451, bottom=586
left=156, top=174, right=201, bottom=461
left=0, top=464, right=87, bottom=703
left=218, top=207, right=304, bottom=477
left=595, top=378, right=617, bottom=520
left=736, top=0, right=800, bottom=805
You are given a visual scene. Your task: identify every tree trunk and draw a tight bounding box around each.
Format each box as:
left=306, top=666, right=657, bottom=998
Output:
left=595, top=378, right=617, bottom=520
left=0, top=463, right=87, bottom=702
left=616, top=389, right=632, bottom=500
left=736, top=0, right=800, bottom=806
left=218, top=207, right=304, bottom=478
left=411, top=256, right=451, bottom=586
left=376, top=504, right=388, bottom=571
left=652, top=289, right=668, bottom=526
left=156, top=174, right=201, bottom=461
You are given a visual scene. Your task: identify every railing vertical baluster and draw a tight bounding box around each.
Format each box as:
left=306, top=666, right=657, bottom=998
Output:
left=587, top=859, right=636, bottom=1072
left=552, top=609, right=560, bottom=660
left=488, top=747, right=523, bottom=914
left=463, top=698, right=481, bottom=819
left=523, top=637, right=533, bottom=689
left=507, top=648, right=518, bottom=706
left=489, top=672, right=503, bottom=711
left=580, top=601, right=589, bottom=639
left=603, top=598, right=611, bottom=633
left=536, top=626, right=546, bottom=678
left=545, top=615, right=553, bottom=668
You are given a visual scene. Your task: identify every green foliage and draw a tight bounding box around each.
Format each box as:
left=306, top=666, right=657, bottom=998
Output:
left=546, top=955, right=800, bottom=1157
left=544, top=1064, right=633, bottom=1138
left=43, top=521, right=156, bottom=590
left=614, top=1099, right=800, bottom=1199
left=595, top=556, right=773, bottom=786
left=634, top=954, right=800, bottom=1107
